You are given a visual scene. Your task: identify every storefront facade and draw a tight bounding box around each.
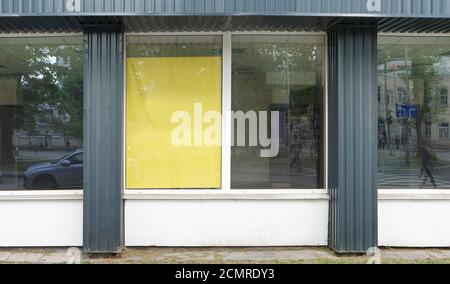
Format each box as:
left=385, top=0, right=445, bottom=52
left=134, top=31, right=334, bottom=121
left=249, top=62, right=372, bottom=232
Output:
left=0, top=0, right=450, bottom=254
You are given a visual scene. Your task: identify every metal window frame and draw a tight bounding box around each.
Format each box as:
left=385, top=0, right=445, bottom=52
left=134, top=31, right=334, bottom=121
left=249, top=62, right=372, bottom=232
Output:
left=123, top=31, right=329, bottom=199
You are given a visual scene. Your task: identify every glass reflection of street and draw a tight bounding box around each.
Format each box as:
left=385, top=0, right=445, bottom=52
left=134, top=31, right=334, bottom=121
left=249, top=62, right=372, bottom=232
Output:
left=378, top=36, right=450, bottom=190
left=0, top=36, right=84, bottom=191
left=231, top=35, right=324, bottom=190
left=0, top=148, right=83, bottom=191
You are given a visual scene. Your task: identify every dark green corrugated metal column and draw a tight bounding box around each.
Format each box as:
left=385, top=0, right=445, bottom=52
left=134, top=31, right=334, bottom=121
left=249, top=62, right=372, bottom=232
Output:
left=83, top=25, right=124, bottom=253
left=327, top=25, right=378, bottom=253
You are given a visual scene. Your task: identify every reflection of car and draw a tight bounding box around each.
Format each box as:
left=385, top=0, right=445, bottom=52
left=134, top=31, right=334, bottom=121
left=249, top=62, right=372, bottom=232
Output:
left=23, top=149, right=83, bottom=190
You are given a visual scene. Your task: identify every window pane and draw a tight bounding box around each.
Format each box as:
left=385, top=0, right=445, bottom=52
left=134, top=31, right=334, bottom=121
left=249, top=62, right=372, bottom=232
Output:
left=378, top=36, right=450, bottom=189
left=0, top=37, right=84, bottom=191
left=231, top=35, right=325, bottom=189
left=126, top=36, right=222, bottom=189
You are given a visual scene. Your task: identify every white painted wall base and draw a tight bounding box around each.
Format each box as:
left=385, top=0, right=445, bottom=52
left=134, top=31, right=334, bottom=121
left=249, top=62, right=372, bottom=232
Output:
left=125, top=199, right=329, bottom=247
left=1, top=190, right=450, bottom=248
left=0, top=198, right=83, bottom=247
left=379, top=191, right=450, bottom=247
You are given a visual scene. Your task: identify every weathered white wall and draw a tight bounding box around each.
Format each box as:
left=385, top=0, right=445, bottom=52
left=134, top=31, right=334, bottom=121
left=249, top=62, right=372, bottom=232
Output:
left=379, top=193, right=450, bottom=247
left=0, top=199, right=83, bottom=247
left=2, top=192, right=450, bottom=248
left=125, top=199, right=329, bottom=247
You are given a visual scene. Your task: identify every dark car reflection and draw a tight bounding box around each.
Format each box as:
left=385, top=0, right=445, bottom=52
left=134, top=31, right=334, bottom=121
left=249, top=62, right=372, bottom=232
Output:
left=23, top=149, right=83, bottom=190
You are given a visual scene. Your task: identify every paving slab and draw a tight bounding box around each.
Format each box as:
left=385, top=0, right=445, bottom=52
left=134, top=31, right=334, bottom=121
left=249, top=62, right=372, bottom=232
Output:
left=125, top=256, right=144, bottom=263
left=426, top=250, right=450, bottom=260
left=275, top=250, right=321, bottom=260
left=7, top=253, right=43, bottom=263
left=0, top=252, right=11, bottom=262
left=394, top=250, right=433, bottom=260
left=220, top=249, right=322, bottom=262
left=381, top=251, right=403, bottom=259
left=219, top=251, right=252, bottom=262
left=159, top=252, right=217, bottom=262
left=313, top=250, right=339, bottom=260
left=39, top=253, right=68, bottom=264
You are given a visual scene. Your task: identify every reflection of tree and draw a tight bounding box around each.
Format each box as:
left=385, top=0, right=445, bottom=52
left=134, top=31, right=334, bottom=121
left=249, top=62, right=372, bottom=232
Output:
left=256, top=44, right=320, bottom=72
left=378, top=47, right=441, bottom=164
left=255, top=43, right=322, bottom=109
left=411, top=59, right=438, bottom=149
left=1, top=42, right=82, bottom=168
left=237, top=42, right=323, bottom=119
left=17, top=44, right=83, bottom=143
left=258, top=43, right=323, bottom=186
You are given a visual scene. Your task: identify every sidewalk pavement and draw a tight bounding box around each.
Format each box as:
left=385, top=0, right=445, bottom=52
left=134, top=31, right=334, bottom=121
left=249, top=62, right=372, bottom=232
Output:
left=1, top=247, right=450, bottom=264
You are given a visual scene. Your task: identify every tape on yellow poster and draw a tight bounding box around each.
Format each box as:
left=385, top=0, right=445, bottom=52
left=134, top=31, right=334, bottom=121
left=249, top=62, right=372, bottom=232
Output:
left=126, top=57, right=222, bottom=189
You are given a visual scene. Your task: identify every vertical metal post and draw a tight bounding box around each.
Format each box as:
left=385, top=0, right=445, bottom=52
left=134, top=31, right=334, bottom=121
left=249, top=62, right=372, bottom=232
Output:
left=327, top=25, right=378, bottom=253
left=83, top=25, right=124, bottom=253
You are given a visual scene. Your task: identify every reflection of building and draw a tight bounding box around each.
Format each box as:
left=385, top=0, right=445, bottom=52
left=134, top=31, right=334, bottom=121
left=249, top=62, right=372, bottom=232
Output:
left=378, top=59, right=450, bottom=152
left=13, top=107, right=82, bottom=151
left=13, top=134, right=81, bottom=150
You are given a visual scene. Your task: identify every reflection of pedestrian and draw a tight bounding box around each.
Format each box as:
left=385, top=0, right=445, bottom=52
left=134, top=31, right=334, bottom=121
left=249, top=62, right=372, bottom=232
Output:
left=45, top=131, right=51, bottom=149
left=378, top=131, right=386, bottom=149
left=420, top=144, right=437, bottom=188
left=289, top=144, right=301, bottom=169
left=45, top=131, right=49, bottom=148
left=395, top=135, right=400, bottom=150
left=66, top=140, right=71, bottom=151
left=290, top=124, right=301, bottom=169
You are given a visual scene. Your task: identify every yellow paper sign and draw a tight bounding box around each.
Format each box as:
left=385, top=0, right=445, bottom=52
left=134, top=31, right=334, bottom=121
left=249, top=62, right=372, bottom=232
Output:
left=126, top=57, right=222, bottom=189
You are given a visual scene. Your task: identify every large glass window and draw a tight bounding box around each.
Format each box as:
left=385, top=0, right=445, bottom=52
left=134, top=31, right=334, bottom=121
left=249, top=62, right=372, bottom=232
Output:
left=126, top=36, right=223, bottom=189
left=378, top=36, right=450, bottom=189
left=0, top=36, right=84, bottom=191
left=231, top=35, right=325, bottom=189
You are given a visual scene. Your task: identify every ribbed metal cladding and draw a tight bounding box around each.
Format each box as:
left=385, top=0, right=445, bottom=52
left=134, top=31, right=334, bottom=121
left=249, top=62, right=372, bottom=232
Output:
left=3, top=0, right=450, bottom=17
left=1, top=16, right=450, bottom=34
left=83, top=25, right=124, bottom=253
left=327, top=25, right=378, bottom=253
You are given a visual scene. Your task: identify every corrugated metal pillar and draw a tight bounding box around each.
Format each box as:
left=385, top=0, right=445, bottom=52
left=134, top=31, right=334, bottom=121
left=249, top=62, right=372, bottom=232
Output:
left=83, top=25, right=124, bottom=253
left=327, top=25, right=378, bottom=253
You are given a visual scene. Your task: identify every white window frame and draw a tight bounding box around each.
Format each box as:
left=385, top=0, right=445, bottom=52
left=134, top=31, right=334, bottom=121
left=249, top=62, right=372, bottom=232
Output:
left=439, top=123, right=449, bottom=140
left=0, top=33, right=84, bottom=201
left=440, top=87, right=449, bottom=106
left=123, top=31, right=329, bottom=200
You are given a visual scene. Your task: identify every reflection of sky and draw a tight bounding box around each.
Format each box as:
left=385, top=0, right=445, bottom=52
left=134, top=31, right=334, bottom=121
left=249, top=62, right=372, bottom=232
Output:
left=434, top=56, right=450, bottom=75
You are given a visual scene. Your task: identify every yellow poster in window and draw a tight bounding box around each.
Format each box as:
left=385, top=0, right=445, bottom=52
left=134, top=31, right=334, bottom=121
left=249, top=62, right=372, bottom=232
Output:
left=126, top=57, right=222, bottom=189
